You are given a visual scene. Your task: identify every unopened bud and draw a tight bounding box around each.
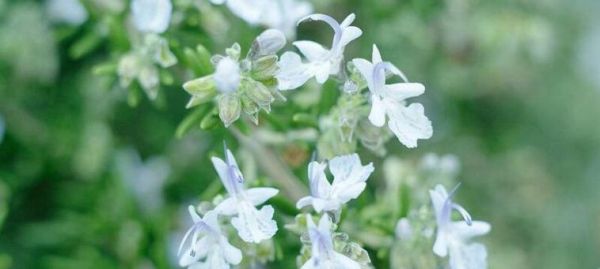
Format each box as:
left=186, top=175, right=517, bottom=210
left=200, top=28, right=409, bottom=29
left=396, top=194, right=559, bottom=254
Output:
left=218, top=93, right=241, bottom=127
left=251, top=55, right=279, bottom=80
left=225, top=43, right=241, bottom=61
left=249, top=29, right=286, bottom=60
left=241, top=78, right=274, bottom=110
left=138, top=65, right=160, bottom=99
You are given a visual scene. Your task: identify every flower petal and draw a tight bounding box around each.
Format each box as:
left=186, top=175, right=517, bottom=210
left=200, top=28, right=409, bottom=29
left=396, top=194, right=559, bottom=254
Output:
left=245, top=187, right=279, bottom=206
left=429, top=185, right=448, bottom=218
left=334, top=253, right=361, bottom=269
left=387, top=103, right=433, bottom=148
left=339, top=13, right=356, bottom=28
left=449, top=242, right=488, bottom=269
left=308, top=161, right=331, bottom=198
left=313, top=62, right=332, bottom=84
left=131, top=0, right=172, bottom=34
left=432, top=230, right=449, bottom=257
left=214, top=197, right=238, bottom=216
left=383, top=82, right=425, bottom=101
left=276, top=51, right=312, bottom=90
left=368, top=94, right=387, bottom=127
left=339, top=26, right=362, bottom=47
left=372, top=44, right=383, bottom=64
left=351, top=58, right=374, bottom=90
left=225, top=0, right=266, bottom=24
left=220, top=236, right=243, bottom=265
left=293, top=41, right=329, bottom=62
left=335, top=182, right=366, bottom=203
left=211, top=156, right=243, bottom=197
left=296, top=196, right=314, bottom=209
left=451, top=221, right=491, bottom=240
left=231, top=203, right=277, bottom=243
left=179, top=235, right=208, bottom=266
left=329, top=154, right=373, bottom=185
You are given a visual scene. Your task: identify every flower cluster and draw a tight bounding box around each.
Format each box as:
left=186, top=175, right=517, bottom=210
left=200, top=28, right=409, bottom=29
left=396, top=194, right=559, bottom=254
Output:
left=183, top=29, right=286, bottom=126
left=117, top=0, right=177, bottom=100
left=295, top=154, right=374, bottom=268
left=430, top=184, right=490, bottom=269
left=178, top=145, right=278, bottom=268
left=297, top=154, right=374, bottom=213
left=154, top=6, right=490, bottom=269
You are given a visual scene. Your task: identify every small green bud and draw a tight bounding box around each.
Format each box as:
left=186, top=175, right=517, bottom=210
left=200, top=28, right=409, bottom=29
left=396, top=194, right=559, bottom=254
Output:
left=225, top=43, right=241, bottom=61
left=241, top=78, right=274, bottom=110
left=138, top=65, right=160, bottom=99
left=241, top=96, right=259, bottom=124
left=241, top=95, right=260, bottom=115
left=251, top=55, right=279, bottom=81
left=200, top=110, right=220, bottom=130
left=183, top=76, right=217, bottom=108
left=117, top=53, right=141, bottom=88
left=156, top=39, right=177, bottom=68
left=183, top=75, right=216, bottom=94
left=218, top=93, right=241, bottom=127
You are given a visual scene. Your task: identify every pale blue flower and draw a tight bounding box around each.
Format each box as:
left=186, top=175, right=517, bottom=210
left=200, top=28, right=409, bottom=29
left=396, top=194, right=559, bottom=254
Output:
left=296, top=154, right=374, bottom=213
left=301, top=215, right=360, bottom=269
left=352, top=44, right=432, bottom=148
left=131, top=0, right=172, bottom=34
left=430, top=184, right=491, bottom=269
left=211, top=145, right=279, bottom=243
left=277, top=13, right=363, bottom=90
left=116, top=148, right=170, bottom=215
left=210, top=0, right=312, bottom=38
left=46, top=0, right=88, bottom=25
left=178, top=208, right=242, bottom=269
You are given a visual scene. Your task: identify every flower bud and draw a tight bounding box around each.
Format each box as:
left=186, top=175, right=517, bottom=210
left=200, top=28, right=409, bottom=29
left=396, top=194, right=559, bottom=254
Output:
left=117, top=53, right=141, bottom=88
left=155, top=37, right=177, bottom=68
left=240, top=96, right=259, bottom=124
left=218, top=93, right=241, bottom=127
left=241, top=95, right=260, bottom=115
left=183, top=75, right=216, bottom=95
left=251, top=55, right=279, bottom=81
left=225, top=43, right=241, bottom=61
left=138, top=65, right=160, bottom=99
left=248, top=29, right=286, bottom=60
left=241, top=78, right=274, bottom=110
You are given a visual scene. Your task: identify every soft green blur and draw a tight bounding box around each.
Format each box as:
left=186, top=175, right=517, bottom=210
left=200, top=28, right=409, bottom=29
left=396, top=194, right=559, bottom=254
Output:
left=1, top=0, right=599, bottom=268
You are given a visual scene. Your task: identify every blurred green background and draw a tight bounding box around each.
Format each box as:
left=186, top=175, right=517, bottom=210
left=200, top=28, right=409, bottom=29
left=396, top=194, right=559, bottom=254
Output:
left=0, top=0, right=599, bottom=268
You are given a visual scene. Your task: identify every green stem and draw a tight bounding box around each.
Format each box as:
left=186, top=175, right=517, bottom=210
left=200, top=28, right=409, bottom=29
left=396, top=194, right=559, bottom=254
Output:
left=229, top=127, right=306, bottom=202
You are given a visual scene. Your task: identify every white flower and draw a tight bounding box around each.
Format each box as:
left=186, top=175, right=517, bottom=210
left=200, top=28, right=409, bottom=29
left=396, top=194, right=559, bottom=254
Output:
left=210, top=0, right=312, bottom=38
left=352, top=45, right=433, bottom=148
left=395, top=218, right=413, bottom=241
left=214, top=57, right=241, bottom=94
left=296, top=154, right=374, bottom=213
left=116, top=148, right=170, bottom=215
left=261, top=0, right=313, bottom=38
left=46, top=0, right=88, bottom=25
left=301, top=215, right=361, bottom=269
left=131, top=0, right=172, bottom=34
left=277, top=13, right=363, bottom=90
left=210, top=0, right=264, bottom=25
left=178, top=207, right=242, bottom=269
left=430, top=184, right=491, bottom=269
left=211, top=145, right=279, bottom=243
